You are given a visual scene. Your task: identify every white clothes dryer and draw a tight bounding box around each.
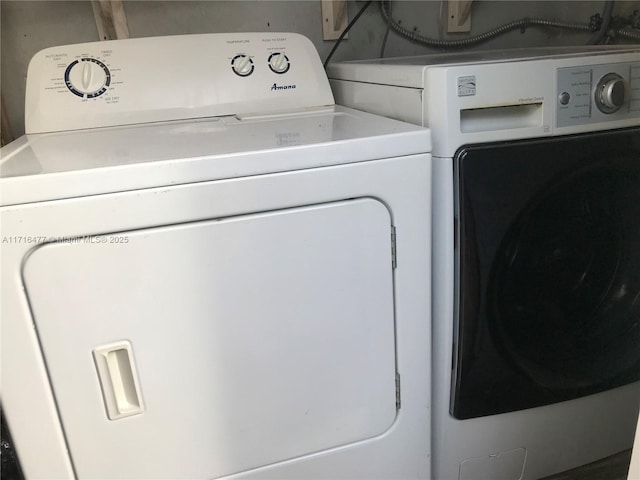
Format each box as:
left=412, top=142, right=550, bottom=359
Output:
left=0, top=33, right=432, bottom=479
left=329, top=46, right=640, bottom=480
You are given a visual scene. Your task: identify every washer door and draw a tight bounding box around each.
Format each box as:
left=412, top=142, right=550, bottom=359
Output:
left=490, top=160, right=640, bottom=390
left=452, top=127, right=640, bottom=419
left=24, top=198, right=398, bottom=479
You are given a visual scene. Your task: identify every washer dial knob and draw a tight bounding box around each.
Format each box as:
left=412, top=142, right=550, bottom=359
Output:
left=231, top=55, right=254, bottom=77
left=65, top=58, right=110, bottom=98
left=595, top=73, right=626, bottom=114
left=268, top=53, right=290, bottom=74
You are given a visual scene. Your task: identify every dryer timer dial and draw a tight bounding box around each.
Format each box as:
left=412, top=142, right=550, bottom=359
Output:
left=64, top=58, right=111, bottom=98
left=595, top=73, right=626, bottom=114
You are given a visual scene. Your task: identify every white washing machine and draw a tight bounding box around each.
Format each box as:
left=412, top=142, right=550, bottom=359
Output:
left=329, top=47, right=640, bottom=480
left=0, top=33, right=433, bottom=479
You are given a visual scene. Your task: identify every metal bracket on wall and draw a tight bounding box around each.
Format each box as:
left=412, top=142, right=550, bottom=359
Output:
left=322, top=0, right=349, bottom=40
left=447, top=0, right=473, bottom=33
left=92, top=0, right=130, bottom=41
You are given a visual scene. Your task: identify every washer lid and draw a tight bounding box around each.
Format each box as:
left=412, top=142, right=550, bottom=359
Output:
left=0, top=106, right=430, bottom=206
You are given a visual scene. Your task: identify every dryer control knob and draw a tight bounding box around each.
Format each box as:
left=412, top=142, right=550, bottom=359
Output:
left=595, top=73, right=626, bottom=114
left=268, top=53, right=290, bottom=74
left=65, top=58, right=110, bottom=97
left=231, top=55, right=254, bottom=77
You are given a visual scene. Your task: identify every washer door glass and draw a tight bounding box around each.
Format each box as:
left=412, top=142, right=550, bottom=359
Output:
left=452, top=127, right=640, bottom=420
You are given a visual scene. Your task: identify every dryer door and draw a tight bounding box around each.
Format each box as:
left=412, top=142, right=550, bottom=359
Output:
left=23, top=198, right=398, bottom=479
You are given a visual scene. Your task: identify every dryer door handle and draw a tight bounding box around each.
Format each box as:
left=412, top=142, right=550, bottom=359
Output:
left=93, top=341, right=145, bottom=420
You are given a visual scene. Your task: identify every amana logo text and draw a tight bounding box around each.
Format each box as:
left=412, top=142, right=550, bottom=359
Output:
left=271, top=83, right=297, bottom=91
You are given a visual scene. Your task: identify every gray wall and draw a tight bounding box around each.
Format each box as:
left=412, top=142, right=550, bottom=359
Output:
left=2, top=0, right=639, bottom=137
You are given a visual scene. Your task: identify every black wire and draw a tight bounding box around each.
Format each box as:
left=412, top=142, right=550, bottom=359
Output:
left=380, top=0, right=391, bottom=57
left=587, top=1, right=615, bottom=45
left=324, top=0, right=374, bottom=68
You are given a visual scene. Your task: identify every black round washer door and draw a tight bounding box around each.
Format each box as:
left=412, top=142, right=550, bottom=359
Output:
left=489, top=158, right=640, bottom=390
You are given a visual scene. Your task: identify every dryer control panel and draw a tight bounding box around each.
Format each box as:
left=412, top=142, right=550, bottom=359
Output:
left=25, top=33, right=335, bottom=134
left=557, top=61, right=640, bottom=127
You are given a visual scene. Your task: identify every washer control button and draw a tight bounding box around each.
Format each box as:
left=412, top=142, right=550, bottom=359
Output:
left=595, top=73, right=626, bottom=114
left=559, top=92, right=571, bottom=105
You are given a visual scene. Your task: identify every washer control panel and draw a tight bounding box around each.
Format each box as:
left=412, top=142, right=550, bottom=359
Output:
left=557, top=61, right=640, bottom=127
left=25, top=33, right=334, bottom=134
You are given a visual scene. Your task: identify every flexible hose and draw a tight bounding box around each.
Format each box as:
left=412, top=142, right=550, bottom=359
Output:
left=616, top=28, right=640, bottom=40
left=379, top=1, right=593, bottom=48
